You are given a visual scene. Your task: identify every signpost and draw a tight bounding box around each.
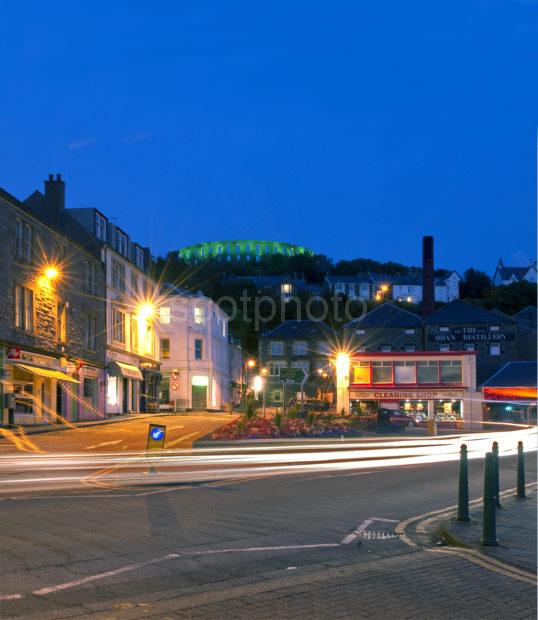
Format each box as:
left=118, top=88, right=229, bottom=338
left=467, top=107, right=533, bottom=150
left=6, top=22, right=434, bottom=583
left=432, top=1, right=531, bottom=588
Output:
left=279, top=368, right=308, bottom=414
left=146, top=424, right=166, bottom=473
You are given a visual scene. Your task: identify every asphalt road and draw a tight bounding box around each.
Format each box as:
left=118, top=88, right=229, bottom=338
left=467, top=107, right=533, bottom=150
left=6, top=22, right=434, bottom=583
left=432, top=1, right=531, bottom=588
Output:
left=0, top=422, right=536, bottom=618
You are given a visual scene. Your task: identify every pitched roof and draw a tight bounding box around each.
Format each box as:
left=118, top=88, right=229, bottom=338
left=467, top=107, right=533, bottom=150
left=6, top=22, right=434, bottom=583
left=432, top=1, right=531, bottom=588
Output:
left=325, top=274, right=374, bottom=284
left=513, top=306, right=537, bottom=329
left=236, top=274, right=307, bottom=289
left=481, top=361, right=537, bottom=388
left=344, top=302, right=422, bottom=329
left=262, top=320, right=336, bottom=340
left=423, top=300, right=516, bottom=325
left=496, top=266, right=535, bottom=281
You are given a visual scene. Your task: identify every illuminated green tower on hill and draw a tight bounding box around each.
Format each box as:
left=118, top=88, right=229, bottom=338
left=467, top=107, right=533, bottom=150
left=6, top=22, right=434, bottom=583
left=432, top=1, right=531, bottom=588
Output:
left=178, top=240, right=314, bottom=263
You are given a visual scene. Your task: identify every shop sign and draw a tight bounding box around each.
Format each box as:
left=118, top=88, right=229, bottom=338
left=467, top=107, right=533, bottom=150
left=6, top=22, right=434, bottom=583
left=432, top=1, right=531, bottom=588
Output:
left=483, top=387, right=537, bottom=403
left=7, top=347, right=22, bottom=360
left=427, top=326, right=515, bottom=344
left=349, top=390, right=464, bottom=400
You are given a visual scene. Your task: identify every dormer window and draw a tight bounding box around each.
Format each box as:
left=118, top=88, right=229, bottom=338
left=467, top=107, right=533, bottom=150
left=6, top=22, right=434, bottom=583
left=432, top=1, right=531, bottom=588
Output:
left=95, top=212, right=107, bottom=241
left=115, top=229, right=129, bottom=257
left=134, top=246, right=144, bottom=270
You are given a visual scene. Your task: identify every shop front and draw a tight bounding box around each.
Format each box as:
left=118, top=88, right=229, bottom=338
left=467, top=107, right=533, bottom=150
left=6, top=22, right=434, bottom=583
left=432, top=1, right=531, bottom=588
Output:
left=481, top=362, right=537, bottom=427
left=347, top=352, right=482, bottom=429
left=140, top=361, right=162, bottom=413
left=106, top=357, right=144, bottom=415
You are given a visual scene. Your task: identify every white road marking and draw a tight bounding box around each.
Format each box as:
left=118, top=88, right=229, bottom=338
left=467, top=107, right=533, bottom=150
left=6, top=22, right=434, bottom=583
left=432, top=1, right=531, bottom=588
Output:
left=32, top=553, right=180, bottom=595
left=341, top=519, right=373, bottom=544
left=85, top=440, right=123, bottom=450
left=187, top=544, right=340, bottom=555
left=0, top=594, right=22, bottom=600
left=368, top=517, right=398, bottom=523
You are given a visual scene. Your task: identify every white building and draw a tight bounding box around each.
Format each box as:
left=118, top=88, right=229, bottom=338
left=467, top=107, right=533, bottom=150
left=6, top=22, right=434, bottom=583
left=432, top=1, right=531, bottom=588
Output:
left=69, top=207, right=161, bottom=414
left=392, top=272, right=461, bottom=304
left=492, top=259, right=537, bottom=286
left=157, top=287, right=243, bottom=411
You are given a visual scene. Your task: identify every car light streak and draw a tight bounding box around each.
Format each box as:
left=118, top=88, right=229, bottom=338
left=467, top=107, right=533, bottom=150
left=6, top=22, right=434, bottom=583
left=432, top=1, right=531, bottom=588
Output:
left=0, top=428, right=535, bottom=495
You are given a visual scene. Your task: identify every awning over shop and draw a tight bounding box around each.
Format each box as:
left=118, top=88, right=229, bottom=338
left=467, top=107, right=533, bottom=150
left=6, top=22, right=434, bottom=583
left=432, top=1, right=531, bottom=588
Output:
left=108, top=361, right=143, bottom=381
left=14, top=363, right=80, bottom=384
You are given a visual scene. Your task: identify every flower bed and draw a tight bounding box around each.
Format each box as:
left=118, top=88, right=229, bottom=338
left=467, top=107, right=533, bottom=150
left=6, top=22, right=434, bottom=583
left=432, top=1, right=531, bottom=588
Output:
left=209, top=416, right=359, bottom=440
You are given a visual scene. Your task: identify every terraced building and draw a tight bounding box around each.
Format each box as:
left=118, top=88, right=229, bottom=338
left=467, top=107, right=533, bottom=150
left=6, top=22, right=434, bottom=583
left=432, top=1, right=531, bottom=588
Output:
left=178, top=240, right=314, bottom=263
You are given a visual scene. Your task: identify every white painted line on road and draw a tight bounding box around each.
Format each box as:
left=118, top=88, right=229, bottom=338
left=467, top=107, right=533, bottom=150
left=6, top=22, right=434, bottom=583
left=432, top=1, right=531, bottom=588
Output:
left=341, top=519, right=373, bottom=544
left=368, top=517, right=398, bottom=522
left=32, top=553, right=180, bottom=596
left=0, top=593, right=22, bottom=600
left=85, top=440, right=123, bottom=450
left=187, top=544, right=340, bottom=555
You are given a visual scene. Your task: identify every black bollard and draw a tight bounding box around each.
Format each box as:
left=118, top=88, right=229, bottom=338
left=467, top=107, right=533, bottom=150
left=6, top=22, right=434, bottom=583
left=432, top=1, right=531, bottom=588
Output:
left=457, top=444, right=470, bottom=521
left=481, top=452, right=499, bottom=546
left=516, top=441, right=526, bottom=499
left=492, top=441, right=501, bottom=508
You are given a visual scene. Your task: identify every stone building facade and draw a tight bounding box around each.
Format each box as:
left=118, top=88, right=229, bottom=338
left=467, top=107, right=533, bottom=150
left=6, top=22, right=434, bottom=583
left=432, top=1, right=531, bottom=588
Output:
left=0, top=179, right=106, bottom=425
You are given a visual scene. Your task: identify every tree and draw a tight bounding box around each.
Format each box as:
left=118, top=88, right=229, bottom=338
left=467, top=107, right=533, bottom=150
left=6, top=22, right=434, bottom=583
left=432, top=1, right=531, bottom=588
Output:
left=461, top=268, right=492, bottom=299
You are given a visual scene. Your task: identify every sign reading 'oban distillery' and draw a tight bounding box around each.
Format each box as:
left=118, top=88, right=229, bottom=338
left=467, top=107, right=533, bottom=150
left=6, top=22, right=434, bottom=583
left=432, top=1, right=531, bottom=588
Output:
left=427, top=326, right=515, bottom=343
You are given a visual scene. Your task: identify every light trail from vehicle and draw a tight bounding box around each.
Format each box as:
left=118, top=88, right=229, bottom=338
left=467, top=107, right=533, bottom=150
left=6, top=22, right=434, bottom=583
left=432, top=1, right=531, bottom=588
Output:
left=0, top=427, right=535, bottom=495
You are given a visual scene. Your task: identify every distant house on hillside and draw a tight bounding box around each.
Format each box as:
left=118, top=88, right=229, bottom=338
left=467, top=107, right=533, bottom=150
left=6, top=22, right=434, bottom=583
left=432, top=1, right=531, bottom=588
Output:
left=392, top=272, right=461, bottom=304
left=323, top=274, right=375, bottom=301
left=227, top=273, right=309, bottom=302
left=492, top=259, right=537, bottom=286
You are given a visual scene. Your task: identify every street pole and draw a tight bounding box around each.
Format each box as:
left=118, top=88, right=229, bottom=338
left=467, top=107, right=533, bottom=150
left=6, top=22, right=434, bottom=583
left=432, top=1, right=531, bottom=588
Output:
left=457, top=444, right=470, bottom=521
left=262, top=376, right=266, bottom=417
left=492, top=441, right=501, bottom=508
left=481, top=452, right=499, bottom=546
left=517, top=440, right=526, bottom=499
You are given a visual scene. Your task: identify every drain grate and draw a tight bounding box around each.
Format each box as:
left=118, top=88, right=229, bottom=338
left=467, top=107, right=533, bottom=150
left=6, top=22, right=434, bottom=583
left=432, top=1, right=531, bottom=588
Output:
left=361, top=530, right=399, bottom=540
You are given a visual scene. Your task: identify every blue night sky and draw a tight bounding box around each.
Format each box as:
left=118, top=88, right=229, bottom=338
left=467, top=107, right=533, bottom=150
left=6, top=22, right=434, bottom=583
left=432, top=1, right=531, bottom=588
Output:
left=1, top=1, right=536, bottom=274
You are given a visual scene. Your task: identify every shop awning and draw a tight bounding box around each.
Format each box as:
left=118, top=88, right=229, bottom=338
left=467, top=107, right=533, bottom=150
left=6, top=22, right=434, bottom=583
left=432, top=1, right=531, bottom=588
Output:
left=14, top=363, right=80, bottom=384
left=108, top=361, right=143, bottom=381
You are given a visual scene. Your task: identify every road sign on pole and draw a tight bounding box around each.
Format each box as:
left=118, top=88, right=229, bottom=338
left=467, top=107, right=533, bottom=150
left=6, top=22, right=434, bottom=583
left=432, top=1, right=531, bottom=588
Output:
left=147, top=424, right=166, bottom=452
left=279, top=368, right=304, bottom=384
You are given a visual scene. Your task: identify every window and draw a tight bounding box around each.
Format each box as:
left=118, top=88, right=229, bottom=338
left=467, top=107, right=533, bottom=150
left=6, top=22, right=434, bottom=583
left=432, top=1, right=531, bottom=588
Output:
left=15, top=285, right=33, bottom=331
left=84, top=314, right=97, bottom=350
left=381, top=345, right=392, bottom=353
left=293, top=340, right=307, bottom=355
left=281, top=283, right=292, bottom=295
left=404, top=328, right=416, bottom=335
left=131, top=316, right=138, bottom=352
left=291, top=360, right=309, bottom=372
left=113, top=261, right=126, bottom=292
left=15, top=219, right=32, bottom=263
left=83, top=378, right=97, bottom=407
left=335, top=283, right=345, bottom=293
left=194, top=306, right=205, bottom=325
left=112, top=308, right=125, bottom=343
left=161, top=338, right=170, bottom=359
left=270, top=341, right=284, bottom=356
left=95, top=212, right=107, bottom=241
left=159, top=307, right=171, bottom=324
left=115, top=229, right=129, bottom=257
left=356, top=329, right=366, bottom=335
left=84, top=260, right=96, bottom=296
left=438, top=326, right=450, bottom=333
left=464, top=344, right=475, bottom=352
left=405, top=345, right=416, bottom=353
left=489, top=343, right=501, bottom=356
left=372, top=361, right=393, bottom=384
left=353, top=362, right=370, bottom=384
left=394, top=361, right=416, bottom=384
left=269, top=361, right=287, bottom=376
left=439, top=345, right=450, bottom=352
left=489, top=325, right=500, bottom=332
left=222, top=320, right=227, bottom=338
left=440, top=360, right=462, bottom=383
left=194, top=338, right=203, bottom=360
left=271, top=389, right=282, bottom=402
left=57, top=303, right=67, bottom=342
left=417, top=361, right=439, bottom=384
left=131, top=272, right=139, bottom=295
left=135, top=246, right=144, bottom=270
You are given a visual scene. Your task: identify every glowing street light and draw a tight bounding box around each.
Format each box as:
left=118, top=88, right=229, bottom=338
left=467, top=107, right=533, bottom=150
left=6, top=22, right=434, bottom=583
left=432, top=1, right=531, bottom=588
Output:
left=381, top=284, right=389, bottom=293
left=44, top=266, right=59, bottom=280
left=137, top=302, right=154, bottom=321
left=247, top=359, right=256, bottom=369
left=335, top=352, right=350, bottom=417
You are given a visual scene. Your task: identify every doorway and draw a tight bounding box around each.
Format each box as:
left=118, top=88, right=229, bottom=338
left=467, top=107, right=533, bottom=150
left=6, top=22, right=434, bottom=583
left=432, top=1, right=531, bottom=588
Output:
left=122, top=378, right=129, bottom=412
left=191, top=385, right=207, bottom=410
left=56, top=382, right=63, bottom=423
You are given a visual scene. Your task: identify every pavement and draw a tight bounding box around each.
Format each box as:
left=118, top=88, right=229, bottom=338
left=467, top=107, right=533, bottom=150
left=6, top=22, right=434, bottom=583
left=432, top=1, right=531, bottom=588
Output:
left=0, top=429, right=535, bottom=619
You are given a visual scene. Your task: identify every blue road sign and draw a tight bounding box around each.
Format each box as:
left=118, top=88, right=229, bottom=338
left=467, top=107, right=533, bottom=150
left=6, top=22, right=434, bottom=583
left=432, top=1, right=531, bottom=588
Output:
left=151, top=427, right=164, bottom=441
left=147, top=423, right=166, bottom=451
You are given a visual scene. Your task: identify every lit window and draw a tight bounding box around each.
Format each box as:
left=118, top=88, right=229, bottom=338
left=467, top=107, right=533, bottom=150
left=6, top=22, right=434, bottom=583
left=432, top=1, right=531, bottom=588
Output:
left=159, top=307, right=171, bottom=324
left=112, top=308, right=125, bottom=343
left=293, top=340, right=307, bottom=355
left=57, top=303, right=67, bottom=342
left=394, top=361, right=415, bottom=384
left=404, top=328, right=415, bottom=335
left=438, top=326, right=450, bottom=333
left=270, top=341, right=284, bottom=356
left=161, top=338, right=170, bottom=359
left=352, top=362, right=370, bottom=384
left=464, top=344, right=475, bottom=351
left=489, top=343, right=501, bottom=356
left=281, top=283, right=292, bottom=295
left=489, top=325, right=500, bottom=332
left=194, top=306, right=205, bottom=325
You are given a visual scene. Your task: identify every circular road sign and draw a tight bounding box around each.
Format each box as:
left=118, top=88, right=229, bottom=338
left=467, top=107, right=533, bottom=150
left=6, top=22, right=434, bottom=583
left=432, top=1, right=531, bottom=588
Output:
left=151, top=427, right=165, bottom=441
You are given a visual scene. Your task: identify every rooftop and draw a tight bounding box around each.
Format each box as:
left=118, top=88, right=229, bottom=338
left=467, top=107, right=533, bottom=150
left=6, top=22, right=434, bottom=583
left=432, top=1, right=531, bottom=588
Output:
left=262, top=320, right=336, bottom=341
left=423, top=300, right=516, bottom=325
left=481, top=361, right=537, bottom=388
left=345, top=302, right=422, bottom=329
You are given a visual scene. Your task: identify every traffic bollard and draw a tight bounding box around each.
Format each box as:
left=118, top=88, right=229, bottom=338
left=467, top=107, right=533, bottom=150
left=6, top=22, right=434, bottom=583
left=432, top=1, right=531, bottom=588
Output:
left=516, top=440, right=526, bottom=499
left=457, top=444, right=470, bottom=521
left=481, top=452, right=499, bottom=546
left=492, top=441, right=501, bottom=508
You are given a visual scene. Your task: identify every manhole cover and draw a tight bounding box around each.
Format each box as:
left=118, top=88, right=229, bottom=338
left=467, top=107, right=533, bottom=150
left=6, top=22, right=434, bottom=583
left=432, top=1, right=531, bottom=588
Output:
left=361, top=530, right=399, bottom=540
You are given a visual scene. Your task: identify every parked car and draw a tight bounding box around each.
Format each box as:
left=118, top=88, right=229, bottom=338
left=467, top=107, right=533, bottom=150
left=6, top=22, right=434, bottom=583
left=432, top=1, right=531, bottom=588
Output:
left=389, top=412, right=417, bottom=428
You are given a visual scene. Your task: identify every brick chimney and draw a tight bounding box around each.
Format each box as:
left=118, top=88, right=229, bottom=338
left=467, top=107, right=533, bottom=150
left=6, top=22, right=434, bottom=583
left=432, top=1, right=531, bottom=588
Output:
left=421, top=235, right=435, bottom=316
left=44, top=173, right=65, bottom=213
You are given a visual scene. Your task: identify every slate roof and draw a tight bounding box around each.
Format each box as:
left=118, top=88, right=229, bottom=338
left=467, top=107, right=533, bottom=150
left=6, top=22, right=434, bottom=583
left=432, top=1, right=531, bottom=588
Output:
left=344, top=302, right=422, bottom=329
left=262, top=320, right=336, bottom=341
left=481, top=361, right=537, bottom=388
left=325, top=274, right=374, bottom=284
left=513, top=306, right=537, bottom=330
left=496, top=266, right=534, bottom=281
left=423, top=300, right=516, bottom=325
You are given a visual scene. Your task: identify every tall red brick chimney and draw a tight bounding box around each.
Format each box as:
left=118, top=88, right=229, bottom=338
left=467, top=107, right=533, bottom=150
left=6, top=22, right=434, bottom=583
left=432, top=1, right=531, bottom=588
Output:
left=422, top=235, right=435, bottom=316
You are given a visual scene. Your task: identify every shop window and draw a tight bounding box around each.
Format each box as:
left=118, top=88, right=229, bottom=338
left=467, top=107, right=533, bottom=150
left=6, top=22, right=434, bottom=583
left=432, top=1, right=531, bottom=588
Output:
left=417, top=361, right=439, bottom=384
left=15, top=285, right=33, bottom=332
left=372, top=361, right=393, bottom=384
left=352, top=362, right=370, bottom=384
left=489, top=343, right=501, bottom=356
left=394, top=361, right=415, bottom=384
left=57, top=303, right=67, bottom=342
left=194, top=338, right=204, bottom=360
left=83, top=378, right=97, bottom=407
left=161, top=338, right=170, bottom=359
left=440, top=360, right=462, bottom=383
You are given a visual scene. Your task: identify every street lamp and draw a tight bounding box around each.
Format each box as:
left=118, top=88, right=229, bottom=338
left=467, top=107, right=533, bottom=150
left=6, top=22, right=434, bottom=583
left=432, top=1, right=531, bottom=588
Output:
left=335, top=352, right=350, bottom=417
left=260, top=367, right=268, bottom=417
left=44, top=266, right=59, bottom=280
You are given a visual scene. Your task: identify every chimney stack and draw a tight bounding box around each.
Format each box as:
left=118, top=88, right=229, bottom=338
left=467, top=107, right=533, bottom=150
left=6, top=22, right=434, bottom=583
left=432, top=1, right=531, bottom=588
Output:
left=421, top=235, right=435, bottom=316
left=44, top=173, right=65, bottom=214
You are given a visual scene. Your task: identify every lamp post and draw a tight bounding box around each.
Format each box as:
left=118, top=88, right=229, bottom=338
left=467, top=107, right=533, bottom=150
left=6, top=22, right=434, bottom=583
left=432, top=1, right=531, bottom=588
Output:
left=335, top=352, right=350, bottom=417
left=261, top=367, right=268, bottom=417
